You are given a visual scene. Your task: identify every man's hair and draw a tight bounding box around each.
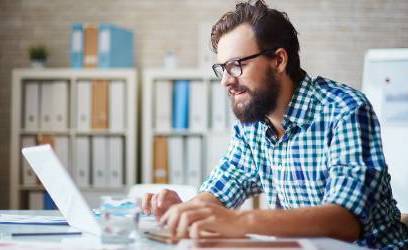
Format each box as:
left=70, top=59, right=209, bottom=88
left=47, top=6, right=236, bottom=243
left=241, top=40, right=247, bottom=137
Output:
left=211, top=0, right=306, bottom=84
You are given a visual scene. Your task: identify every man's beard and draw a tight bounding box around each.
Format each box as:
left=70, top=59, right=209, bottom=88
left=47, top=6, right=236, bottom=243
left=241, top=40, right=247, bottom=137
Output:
left=230, top=68, right=280, bottom=123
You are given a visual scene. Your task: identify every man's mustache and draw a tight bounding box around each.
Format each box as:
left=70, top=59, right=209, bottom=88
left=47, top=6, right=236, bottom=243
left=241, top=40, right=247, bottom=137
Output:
left=227, top=84, right=251, bottom=96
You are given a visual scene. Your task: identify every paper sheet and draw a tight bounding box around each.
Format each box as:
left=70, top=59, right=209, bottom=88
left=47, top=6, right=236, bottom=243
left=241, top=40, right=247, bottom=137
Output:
left=0, top=214, right=67, bottom=225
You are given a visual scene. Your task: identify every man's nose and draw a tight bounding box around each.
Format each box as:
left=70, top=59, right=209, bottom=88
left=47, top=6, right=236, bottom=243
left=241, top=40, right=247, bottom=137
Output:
left=220, top=70, right=238, bottom=87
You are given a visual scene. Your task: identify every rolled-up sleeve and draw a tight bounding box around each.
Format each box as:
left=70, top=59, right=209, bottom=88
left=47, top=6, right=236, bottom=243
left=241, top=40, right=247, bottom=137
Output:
left=200, top=124, right=263, bottom=208
left=323, top=103, right=388, bottom=232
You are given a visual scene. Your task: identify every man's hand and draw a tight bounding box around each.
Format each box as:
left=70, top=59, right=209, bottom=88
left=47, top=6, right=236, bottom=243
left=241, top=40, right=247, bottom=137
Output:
left=159, top=200, right=248, bottom=239
left=142, top=189, right=182, bottom=219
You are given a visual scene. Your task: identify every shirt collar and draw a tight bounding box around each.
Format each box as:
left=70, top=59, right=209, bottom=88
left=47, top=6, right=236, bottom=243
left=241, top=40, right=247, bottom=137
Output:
left=282, top=74, right=315, bottom=128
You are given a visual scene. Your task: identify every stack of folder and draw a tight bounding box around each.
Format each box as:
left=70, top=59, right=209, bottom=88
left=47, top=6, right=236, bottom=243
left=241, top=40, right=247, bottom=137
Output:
left=70, top=23, right=134, bottom=68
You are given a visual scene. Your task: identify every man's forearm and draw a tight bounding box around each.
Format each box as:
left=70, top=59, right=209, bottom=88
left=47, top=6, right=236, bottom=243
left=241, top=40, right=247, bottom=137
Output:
left=239, top=204, right=361, bottom=242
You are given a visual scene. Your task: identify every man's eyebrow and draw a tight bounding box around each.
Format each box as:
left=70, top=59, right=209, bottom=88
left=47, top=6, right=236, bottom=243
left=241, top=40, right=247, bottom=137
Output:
left=218, top=56, right=241, bottom=65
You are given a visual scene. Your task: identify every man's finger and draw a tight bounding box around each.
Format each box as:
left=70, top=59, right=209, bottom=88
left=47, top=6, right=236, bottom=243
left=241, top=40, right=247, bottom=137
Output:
left=176, top=208, right=212, bottom=239
left=189, top=219, right=218, bottom=239
left=151, top=193, right=159, bottom=218
left=142, top=193, right=154, bottom=215
left=156, top=189, right=170, bottom=208
left=159, top=202, right=208, bottom=226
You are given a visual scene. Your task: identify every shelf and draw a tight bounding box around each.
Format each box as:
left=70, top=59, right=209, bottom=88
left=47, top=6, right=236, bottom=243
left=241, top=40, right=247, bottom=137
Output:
left=20, top=130, right=128, bottom=136
left=19, top=185, right=44, bottom=191
left=19, top=185, right=128, bottom=193
left=13, top=68, right=136, bottom=79
left=153, top=129, right=207, bottom=136
left=142, top=68, right=233, bottom=184
left=75, top=130, right=127, bottom=136
left=20, top=130, right=71, bottom=136
left=10, top=68, right=139, bottom=209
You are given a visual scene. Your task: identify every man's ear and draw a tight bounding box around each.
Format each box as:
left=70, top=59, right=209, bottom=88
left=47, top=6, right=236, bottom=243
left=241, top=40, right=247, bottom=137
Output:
left=270, top=48, right=288, bottom=74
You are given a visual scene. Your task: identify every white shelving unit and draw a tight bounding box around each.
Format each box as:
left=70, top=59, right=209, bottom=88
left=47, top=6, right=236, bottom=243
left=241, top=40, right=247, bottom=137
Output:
left=10, top=68, right=138, bottom=209
left=141, top=68, right=233, bottom=185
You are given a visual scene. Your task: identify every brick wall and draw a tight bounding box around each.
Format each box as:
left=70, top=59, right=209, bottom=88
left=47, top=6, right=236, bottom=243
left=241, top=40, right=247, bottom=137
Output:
left=0, top=0, right=407, bottom=208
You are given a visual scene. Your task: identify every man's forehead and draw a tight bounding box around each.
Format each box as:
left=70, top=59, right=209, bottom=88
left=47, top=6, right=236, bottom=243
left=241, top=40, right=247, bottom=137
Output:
left=216, top=24, right=259, bottom=63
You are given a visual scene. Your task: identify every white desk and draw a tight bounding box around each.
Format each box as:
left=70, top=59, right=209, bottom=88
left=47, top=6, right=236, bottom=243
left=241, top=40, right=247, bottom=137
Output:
left=0, top=210, right=367, bottom=250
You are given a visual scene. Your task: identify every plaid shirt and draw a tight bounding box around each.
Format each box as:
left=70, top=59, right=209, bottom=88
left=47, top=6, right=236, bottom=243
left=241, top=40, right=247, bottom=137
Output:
left=200, top=74, right=408, bottom=249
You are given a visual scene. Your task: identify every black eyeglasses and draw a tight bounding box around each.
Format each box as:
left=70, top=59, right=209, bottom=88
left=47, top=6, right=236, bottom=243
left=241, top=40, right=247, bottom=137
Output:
left=212, top=48, right=277, bottom=79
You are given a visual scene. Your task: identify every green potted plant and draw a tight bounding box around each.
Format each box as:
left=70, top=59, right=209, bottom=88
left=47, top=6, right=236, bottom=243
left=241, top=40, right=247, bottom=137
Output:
left=29, top=45, right=48, bottom=68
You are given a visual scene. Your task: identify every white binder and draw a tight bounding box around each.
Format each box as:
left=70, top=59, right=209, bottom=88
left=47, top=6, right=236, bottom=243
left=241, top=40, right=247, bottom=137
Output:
left=189, top=81, right=208, bottom=131
left=154, top=80, right=172, bottom=131
left=28, top=192, right=44, bottom=209
left=211, top=83, right=228, bottom=131
left=168, top=137, right=184, bottom=184
left=92, top=136, right=107, bottom=187
left=74, top=137, right=90, bottom=188
left=24, top=82, right=40, bottom=130
left=54, top=137, right=70, bottom=173
left=107, top=137, right=124, bottom=187
left=186, top=137, right=202, bottom=188
left=77, top=80, right=91, bottom=131
left=21, top=136, right=37, bottom=185
left=109, top=80, right=125, bottom=131
left=206, top=133, right=231, bottom=175
left=40, top=83, right=54, bottom=130
left=52, top=81, right=69, bottom=130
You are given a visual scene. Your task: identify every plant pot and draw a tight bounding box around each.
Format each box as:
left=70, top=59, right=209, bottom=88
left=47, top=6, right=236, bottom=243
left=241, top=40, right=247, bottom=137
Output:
left=31, top=59, right=46, bottom=68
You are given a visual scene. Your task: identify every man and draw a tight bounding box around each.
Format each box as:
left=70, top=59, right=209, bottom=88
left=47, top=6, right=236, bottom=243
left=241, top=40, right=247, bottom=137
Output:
left=143, top=1, right=408, bottom=248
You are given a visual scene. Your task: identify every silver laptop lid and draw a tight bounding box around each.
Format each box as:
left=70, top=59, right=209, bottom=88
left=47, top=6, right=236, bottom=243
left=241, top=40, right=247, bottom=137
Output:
left=22, top=144, right=101, bottom=235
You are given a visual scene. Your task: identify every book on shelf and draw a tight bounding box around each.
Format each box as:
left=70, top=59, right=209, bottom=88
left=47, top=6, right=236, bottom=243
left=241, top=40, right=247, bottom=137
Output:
left=172, top=80, right=190, bottom=129
left=189, top=81, right=208, bottom=131
left=153, top=136, right=169, bottom=183
left=98, top=23, right=134, bottom=68
left=92, top=136, right=107, bottom=187
left=107, top=137, right=124, bottom=187
left=28, top=191, right=44, bottom=210
left=24, top=81, right=40, bottom=130
left=168, top=136, right=184, bottom=185
left=40, top=83, right=54, bottom=130
left=36, top=134, right=55, bottom=147
left=74, top=137, right=90, bottom=188
left=70, top=23, right=84, bottom=68
left=154, top=80, right=172, bottom=131
left=90, top=136, right=124, bottom=188
left=109, top=80, right=125, bottom=131
left=43, top=191, right=58, bottom=210
left=91, top=79, right=109, bottom=129
left=77, top=80, right=92, bottom=131
left=54, top=137, right=70, bottom=171
left=21, top=136, right=38, bottom=186
left=39, top=81, right=69, bottom=131
left=28, top=191, right=57, bottom=210
left=51, top=81, right=69, bottom=130
left=186, top=137, right=202, bottom=188
left=84, top=24, right=98, bottom=68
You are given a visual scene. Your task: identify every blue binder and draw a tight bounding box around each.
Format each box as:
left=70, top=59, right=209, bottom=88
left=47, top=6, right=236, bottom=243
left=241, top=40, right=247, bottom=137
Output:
left=70, top=23, right=84, bottom=68
left=43, top=191, right=57, bottom=210
left=98, top=23, right=134, bottom=68
left=172, top=80, right=190, bottom=129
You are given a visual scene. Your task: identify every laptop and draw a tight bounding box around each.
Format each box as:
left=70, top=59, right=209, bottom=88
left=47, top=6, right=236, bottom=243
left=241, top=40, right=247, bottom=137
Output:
left=22, top=144, right=101, bottom=235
